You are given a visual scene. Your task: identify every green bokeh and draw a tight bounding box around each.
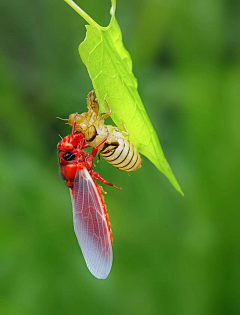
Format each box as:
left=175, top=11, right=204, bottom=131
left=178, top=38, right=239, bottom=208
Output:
left=0, top=0, right=239, bottom=314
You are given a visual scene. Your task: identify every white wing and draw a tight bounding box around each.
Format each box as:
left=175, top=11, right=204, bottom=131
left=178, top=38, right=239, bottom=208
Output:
left=70, top=168, right=113, bottom=279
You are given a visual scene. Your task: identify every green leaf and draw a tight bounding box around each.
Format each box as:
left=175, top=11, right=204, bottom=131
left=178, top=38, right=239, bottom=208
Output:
left=64, top=0, right=183, bottom=195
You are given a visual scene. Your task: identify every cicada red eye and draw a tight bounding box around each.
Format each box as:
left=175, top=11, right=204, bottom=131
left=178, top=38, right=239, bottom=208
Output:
left=63, top=142, right=74, bottom=150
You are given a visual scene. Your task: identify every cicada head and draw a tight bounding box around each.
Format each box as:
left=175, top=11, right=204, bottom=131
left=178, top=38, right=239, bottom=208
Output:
left=57, top=132, right=85, bottom=152
left=68, top=113, right=89, bottom=133
left=57, top=132, right=86, bottom=188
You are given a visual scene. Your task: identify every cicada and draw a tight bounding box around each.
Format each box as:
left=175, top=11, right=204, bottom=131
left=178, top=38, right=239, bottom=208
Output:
left=57, top=128, right=120, bottom=279
left=68, top=90, right=142, bottom=172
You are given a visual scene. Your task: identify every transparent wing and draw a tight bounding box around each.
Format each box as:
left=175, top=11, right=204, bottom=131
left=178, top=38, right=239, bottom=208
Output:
left=70, top=167, right=113, bottom=279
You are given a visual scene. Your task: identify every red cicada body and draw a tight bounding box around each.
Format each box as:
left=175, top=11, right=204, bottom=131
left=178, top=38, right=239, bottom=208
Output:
left=57, top=131, right=120, bottom=279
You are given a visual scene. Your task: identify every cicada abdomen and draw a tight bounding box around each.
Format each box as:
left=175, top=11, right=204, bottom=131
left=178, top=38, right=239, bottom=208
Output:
left=68, top=90, right=142, bottom=172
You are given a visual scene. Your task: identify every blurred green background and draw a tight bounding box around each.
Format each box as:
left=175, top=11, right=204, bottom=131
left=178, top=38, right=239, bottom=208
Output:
left=1, top=0, right=239, bottom=314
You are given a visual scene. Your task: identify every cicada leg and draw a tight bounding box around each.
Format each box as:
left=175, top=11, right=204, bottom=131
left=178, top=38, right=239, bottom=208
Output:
left=92, top=171, right=121, bottom=190
left=97, top=152, right=101, bottom=163
left=99, top=185, right=107, bottom=194
left=101, top=100, right=112, bottom=120
left=111, top=120, right=130, bottom=136
left=90, top=133, right=110, bottom=159
left=103, top=100, right=130, bottom=136
left=119, top=120, right=130, bottom=136
left=83, top=144, right=91, bottom=149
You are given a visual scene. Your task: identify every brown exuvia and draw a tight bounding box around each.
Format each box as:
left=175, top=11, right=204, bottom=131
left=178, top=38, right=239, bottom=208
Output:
left=68, top=90, right=142, bottom=172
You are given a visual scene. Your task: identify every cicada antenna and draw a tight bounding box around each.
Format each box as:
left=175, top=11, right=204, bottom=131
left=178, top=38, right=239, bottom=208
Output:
left=58, top=134, right=63, bottom=140
left=56, top=117, right=68, bottom=121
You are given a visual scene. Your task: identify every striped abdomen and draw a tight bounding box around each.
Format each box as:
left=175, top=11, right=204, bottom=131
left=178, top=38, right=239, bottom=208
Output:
left=100, top=137, right=142, bottom=172
left=69, top=113, right=142, bottom=172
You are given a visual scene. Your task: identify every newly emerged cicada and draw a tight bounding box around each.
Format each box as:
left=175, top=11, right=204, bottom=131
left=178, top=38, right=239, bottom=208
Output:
left=57, top=129, right=120, bottom=279
left=68, top=90, right=142, bottom=172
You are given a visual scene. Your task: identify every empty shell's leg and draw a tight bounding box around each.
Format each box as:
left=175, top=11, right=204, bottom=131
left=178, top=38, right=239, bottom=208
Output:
left=119, top=120, right=130, bottom=136
left=101, top=100, right=112, bottom=120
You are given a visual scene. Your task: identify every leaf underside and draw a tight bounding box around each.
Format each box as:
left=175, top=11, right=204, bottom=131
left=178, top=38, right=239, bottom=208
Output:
left=65, top=0, right=183, bottom=195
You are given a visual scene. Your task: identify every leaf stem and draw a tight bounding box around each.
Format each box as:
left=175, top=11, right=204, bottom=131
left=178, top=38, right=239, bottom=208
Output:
left=64, top=0, right=100, bottom=29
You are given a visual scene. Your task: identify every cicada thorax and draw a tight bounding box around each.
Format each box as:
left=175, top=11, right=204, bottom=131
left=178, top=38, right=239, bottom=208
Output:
left=59, top=153, right=77, bottom=187
left=68, top=91, right=142, bottom=172
left=57, top=132, right=90, bottom=188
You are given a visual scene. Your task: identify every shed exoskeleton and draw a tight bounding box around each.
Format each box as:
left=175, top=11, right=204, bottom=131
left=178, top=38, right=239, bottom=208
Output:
left=68, top=90, right=142, bottom=172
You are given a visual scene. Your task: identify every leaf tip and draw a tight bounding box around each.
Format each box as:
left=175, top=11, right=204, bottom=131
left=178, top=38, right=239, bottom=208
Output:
left=171, top=179, right=184, bottom=196
left=172, top=178, right=184, bottom=196
left=179, top=188, right=184, bottom=197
